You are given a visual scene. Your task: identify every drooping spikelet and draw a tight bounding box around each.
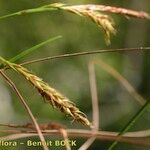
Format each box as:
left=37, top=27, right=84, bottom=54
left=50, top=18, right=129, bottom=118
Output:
left=2, top=59, right=91, bottom=127
left=48, top=3, right=116, bottom=44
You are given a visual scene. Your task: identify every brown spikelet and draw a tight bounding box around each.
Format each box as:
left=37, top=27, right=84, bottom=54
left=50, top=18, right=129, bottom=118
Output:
left=72, top=4, right=150, bottom=19
left=81, top=11, right=116, bottom=44
left=48, top=3, right=116, bottom=44
left=5, top=62, right=91, bottom=127
left=47, top=3, right=150, bottom=44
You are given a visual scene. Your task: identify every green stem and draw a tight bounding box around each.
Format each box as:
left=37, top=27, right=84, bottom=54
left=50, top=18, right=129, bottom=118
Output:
left=108, top=100, right=150, bottom=150
left=0, top=7, right=58, bottom=20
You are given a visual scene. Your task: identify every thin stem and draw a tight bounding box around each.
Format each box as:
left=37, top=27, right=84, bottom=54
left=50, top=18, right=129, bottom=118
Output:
left=0, top=128, right=150, bottom=138
left=20, top=47, right=150, bottom=66
left=89, top=62, right=100, bottom=130
left=94, top=59, right=146, bottom=105
left=0, top=129, right=149, bottom=146
left=0, top=7, right=57, bottom=20
left=0, top=70, right=49, bottom=150
left=79, top=61, right=100, bottom=150
left=60, top=129, right=71, bottom=150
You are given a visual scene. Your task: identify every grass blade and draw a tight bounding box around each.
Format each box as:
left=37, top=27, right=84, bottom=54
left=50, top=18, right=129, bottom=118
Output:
left=108, top=100, right=150, bottom=150
left=9, top=35, right=62, bottom=63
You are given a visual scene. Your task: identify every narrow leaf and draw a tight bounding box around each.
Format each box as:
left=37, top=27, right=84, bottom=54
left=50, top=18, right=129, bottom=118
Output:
left=108, top=100, right=150, bottom=150
left=9, top=35, right=62, bottom=63
left=0, top=35, right=62, bottom=69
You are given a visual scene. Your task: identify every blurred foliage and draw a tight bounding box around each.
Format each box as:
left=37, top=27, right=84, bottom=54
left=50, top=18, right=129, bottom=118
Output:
left=0, top=0, right=149, bottom=150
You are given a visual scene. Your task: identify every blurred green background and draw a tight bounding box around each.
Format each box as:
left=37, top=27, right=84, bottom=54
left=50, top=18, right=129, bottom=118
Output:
left=0, top=0, right=149, bottom=149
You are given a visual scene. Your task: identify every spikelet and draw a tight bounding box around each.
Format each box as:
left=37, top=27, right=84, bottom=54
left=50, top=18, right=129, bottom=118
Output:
left=48, top=3, right=116, bottom=44
left=2, top=59, right=91, bottom=127
left=81, top=11, right=116, bottom=44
